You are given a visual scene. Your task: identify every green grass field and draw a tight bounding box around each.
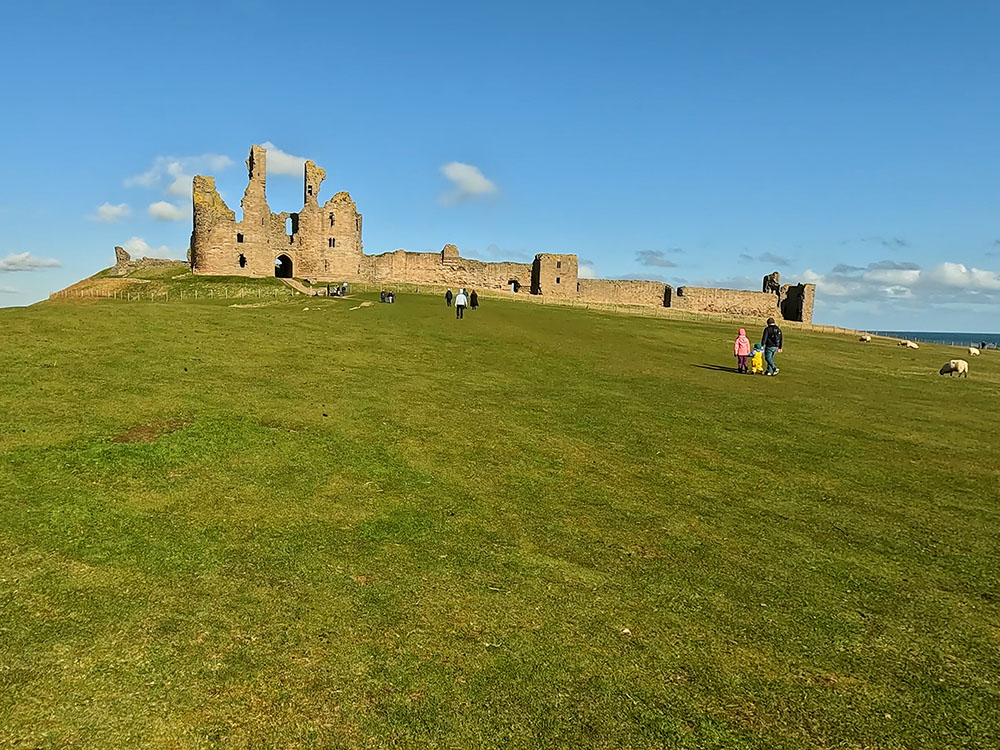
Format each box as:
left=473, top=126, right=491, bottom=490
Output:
left=2, top=273, right=998, bottom=748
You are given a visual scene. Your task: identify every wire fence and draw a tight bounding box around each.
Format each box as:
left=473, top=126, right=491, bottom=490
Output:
left=50, top=286, right=298, bottom=302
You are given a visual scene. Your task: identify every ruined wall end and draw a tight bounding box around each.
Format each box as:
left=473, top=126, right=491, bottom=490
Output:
left=190, top=176, right=236, bottom=273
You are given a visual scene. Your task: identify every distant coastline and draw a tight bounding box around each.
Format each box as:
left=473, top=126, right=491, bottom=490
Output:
left=874, top=331, right=1000, bottom=348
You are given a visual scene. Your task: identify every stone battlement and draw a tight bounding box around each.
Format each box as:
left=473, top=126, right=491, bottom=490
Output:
left=188, top=145, right=815, bottom=322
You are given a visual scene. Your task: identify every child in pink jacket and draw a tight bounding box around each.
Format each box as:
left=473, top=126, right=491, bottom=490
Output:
left=734, top=328, right=751, bottom=373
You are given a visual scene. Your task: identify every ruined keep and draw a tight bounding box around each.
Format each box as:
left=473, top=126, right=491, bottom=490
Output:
left=190, top=145, right=815, bottom=323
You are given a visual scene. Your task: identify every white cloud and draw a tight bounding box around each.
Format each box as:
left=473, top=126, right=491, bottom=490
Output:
left=578, top=264, right=599, bottom=279
left=88, top=202, right=130, bottom=223
left=0, top=252, right=62, bottom=272
left=125, top=153, right=234, bottom=197
left=148, top=201, right=188, bottom=221
left=803, top=260, right=1000, bottom=305
left=0, top=285, right=17, bottom=293
left=121, top=236, right=185, bottom=260
left=260, top=141, right=309, bottom=176
left=439, top=162, right=498, bottom=204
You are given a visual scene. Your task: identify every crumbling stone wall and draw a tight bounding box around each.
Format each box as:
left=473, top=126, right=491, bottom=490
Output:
left=188, top=146, right=816, bottom=322
left=673, top=286, right=782, bottom=317
left=109, top=246, right=184, bottom=277
left=576, top=278, right=671, bottom=307
left=365, top=246, right=532, bottom=291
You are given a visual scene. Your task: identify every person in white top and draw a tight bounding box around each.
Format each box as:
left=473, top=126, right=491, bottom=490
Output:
left=454, top=288, right=468, bottom=319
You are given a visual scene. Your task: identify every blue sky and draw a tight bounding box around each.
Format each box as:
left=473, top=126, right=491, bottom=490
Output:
left=2, top=0, right=999, bottom=330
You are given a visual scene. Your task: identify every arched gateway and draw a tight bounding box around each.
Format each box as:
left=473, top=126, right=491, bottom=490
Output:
left=275, top=255, right=292, bottom=278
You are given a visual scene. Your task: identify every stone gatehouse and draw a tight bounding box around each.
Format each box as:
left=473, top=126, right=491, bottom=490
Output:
left=189, top=145, right=815, bottom=323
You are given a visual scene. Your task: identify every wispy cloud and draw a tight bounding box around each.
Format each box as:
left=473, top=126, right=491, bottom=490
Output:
left=148, top=201, right=188, bottom=221
left=126, top=153, right=234, bottom=197
left=579, top=262, right=599, bottom=279
left=635, top=250, right=678, bottom=268
left=121, top=236, right=185, bottom=261
left=260, top=141, right=309, bottom=176
left=759, top=252, right=790, bottom=267
left=439, top=162, right=498, bottom=205
left=0, top=285, right=18, bottom=293
left=0, top=252, right=61, bottom=272
left=88, top=202, right=130, bottom=223
left=841, top=236, right=910, bottom=250
left=739, top=252, right=789, bottom=266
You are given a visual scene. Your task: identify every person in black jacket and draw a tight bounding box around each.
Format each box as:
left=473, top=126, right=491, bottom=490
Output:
left=470, top=290, right=479, bottom=310
left=445, top=289, right=453, bottom=307
left=761, top=317, right=783, bottom=375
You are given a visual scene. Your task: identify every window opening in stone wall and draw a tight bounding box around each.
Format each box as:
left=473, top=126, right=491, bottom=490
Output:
left=556, top=260, right=561, bottom=269
left=328, top=238, right=335, bottom=248
left=577, top=282, right=580, bottom=292
left=286, top=217, right=293, bottom=235
left=308, top=185, right=313, bottom=196
left=508, top=280, right=521, bottom=293
left=556, top=277, right=561, bottom=284
left=329, top=212, right=335, bottom=227
left=356, top=216, right=360, bottom=231
left=238, top=253, right=247, bottom=268
left=237, top=233, right=244, bottom=243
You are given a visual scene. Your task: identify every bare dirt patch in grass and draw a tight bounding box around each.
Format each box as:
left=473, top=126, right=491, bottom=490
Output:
left=112, top=418, right=190, bottom=443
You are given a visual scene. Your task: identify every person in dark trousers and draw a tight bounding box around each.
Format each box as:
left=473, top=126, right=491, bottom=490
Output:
left=454, top=288, right=468, bottom=319
left=445, top=289, right=453, bottom=307
left=761, top=317, right=783, bottom=376
left=470, top=290, right=479, bottom=309
left=380, top=290, right=386, bottom=303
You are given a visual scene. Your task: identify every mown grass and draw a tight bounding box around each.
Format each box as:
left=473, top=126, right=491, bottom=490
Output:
left=1, top=281, right=998, bottom=748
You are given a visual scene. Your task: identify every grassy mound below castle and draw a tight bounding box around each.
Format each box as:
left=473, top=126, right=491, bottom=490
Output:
left=1, top=284, right=998, bottom=748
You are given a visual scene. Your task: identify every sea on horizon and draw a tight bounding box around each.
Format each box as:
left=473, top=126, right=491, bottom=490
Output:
left=873, top=331, right=1000, bottom=348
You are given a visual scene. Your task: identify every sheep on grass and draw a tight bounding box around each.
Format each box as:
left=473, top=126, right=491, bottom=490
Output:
left=969, top=347, right=980, bottom=356
left=939, top=359, right=969, bottom=378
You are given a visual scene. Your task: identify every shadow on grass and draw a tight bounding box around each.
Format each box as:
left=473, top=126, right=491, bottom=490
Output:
left=691, top=363, right=745, bottom=373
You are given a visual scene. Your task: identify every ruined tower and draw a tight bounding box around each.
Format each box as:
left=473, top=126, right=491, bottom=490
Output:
left=190, top=145, right=364, bottom=280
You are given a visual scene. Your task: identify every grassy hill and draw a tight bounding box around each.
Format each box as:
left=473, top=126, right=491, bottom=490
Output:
left=2, top=274, right=998, bottom=748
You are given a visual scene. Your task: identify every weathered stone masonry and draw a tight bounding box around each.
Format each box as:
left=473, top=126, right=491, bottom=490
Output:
left=190, top=145, right=815, bottom=323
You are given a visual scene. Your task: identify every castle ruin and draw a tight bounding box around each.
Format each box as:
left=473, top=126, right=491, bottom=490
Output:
left=190, top=145, right=814, bottom=323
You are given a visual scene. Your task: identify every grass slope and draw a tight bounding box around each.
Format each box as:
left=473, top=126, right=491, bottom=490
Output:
left=1, top=281, right=998, bottom=748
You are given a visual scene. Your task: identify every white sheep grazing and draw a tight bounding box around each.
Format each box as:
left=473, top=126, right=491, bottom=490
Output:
left=939, top=359, right=969, bottom=378
left=968, top=347, right=980, bottom=356
left=859, top=335, right=871, bottom=342
left=906, top=341, right=919, bottom=350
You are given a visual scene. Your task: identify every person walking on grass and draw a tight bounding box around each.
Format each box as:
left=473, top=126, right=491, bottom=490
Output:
left=734, top=327, right=751, bottom=373
left=454, top=288, right=468, bottom=319
left=470, top=290, right=479, bottom=310
left=761, top=317, right=783, bottom=376
left=445, top=289, right=453, bottom=307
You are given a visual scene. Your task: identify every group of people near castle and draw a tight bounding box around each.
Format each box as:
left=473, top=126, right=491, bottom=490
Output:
left=445, top=288, right=479, bottom=319
left=733, top=318, right=783, bottom=375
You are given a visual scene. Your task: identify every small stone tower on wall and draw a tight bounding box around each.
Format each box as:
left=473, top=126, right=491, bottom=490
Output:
left=531, top=254, right=578, bottom=298
left=190, top=145, right=364, bottom=280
